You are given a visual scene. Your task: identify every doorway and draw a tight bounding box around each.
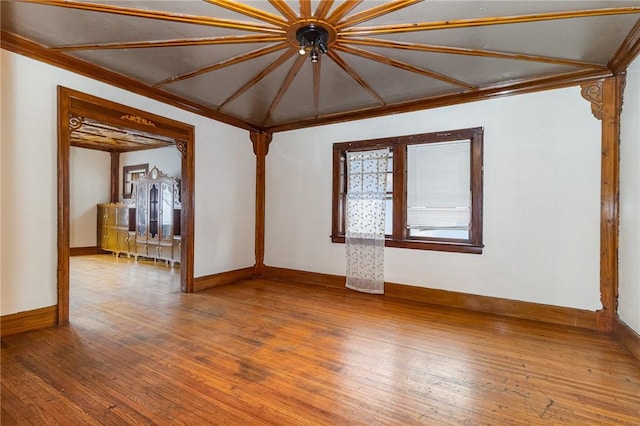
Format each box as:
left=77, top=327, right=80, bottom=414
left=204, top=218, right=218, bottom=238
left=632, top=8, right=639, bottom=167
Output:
left=57, top=87, right=195, bottom=324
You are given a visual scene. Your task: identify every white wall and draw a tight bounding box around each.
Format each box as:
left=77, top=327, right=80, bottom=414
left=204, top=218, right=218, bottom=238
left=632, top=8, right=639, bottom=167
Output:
left=70, top=147, right=111, bottom=247
left=619, top=55, right=640, bottom=334
left=266, top=87, right=602, bottom=311
left=0, top=49, right=255, bottom=316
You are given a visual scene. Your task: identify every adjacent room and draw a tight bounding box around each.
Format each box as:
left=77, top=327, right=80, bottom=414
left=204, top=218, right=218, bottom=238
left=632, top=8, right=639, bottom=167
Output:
left=2, top=1, right=639, bottom=424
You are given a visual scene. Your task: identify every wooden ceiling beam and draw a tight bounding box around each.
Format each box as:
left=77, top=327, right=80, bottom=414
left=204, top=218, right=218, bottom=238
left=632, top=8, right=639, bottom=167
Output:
left=334, top=43, right=476, bottom=90
left=70, top=140, right=114, bottom=152
left=326, top=0, right=364, bottom=24
left=313, top=58, right=322, bottom=117
left=268, top=0, right=298, bottom=22
left=314, top=0, right=336, bottom=20
left=326, top=50, right=386, bottom=106
left=52, top=35, right=287, bottom=52
left=24, top=0, right=285, bottom=34
left=264, top=68, right=612, bottom=132
left=154, top=42, right=289, bottom=87
left=609, top=17, right=640, bottom=73
left=340, top=7, right=640, bottom=36
left=335, top=0, right=422, bottom=30
left=219, top=48, right=298, bottom=110
left=262, top=54, right=307, bottom=126
left=344, top=37, right=608, bottom=70
left=0, top=30, right=258, bottom=131
left=202, top=0, right=288, bottom=28
left=299, top=0, right=312, bottom=18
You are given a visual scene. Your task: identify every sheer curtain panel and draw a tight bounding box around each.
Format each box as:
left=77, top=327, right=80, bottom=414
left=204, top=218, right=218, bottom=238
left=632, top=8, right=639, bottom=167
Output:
left=345, top=148, right=390, bottom=294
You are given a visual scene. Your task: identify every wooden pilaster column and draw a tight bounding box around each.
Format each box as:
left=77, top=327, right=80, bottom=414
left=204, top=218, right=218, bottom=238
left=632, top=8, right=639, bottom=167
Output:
left=582, top=76, right=625, bottom=332
left=251, top=131, right=272, bottom=277
left=110, top=152, right=120, bottom=203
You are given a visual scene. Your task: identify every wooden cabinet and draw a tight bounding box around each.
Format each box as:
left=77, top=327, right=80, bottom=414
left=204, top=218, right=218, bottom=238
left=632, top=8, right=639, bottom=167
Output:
left=97, top=204, right=133, bottom=257
left=133, top=166, right=181, bottom=267
left=97, top=166, right=181, bottom=267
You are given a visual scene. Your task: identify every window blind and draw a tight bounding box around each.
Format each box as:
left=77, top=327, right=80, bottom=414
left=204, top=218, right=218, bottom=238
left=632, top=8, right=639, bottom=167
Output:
left=406, top=140, right=471, bottom=238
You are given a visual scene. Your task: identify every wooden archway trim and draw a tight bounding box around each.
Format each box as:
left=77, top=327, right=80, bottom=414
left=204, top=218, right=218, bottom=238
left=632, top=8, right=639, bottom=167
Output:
left=57, top=87, right=195, bottom=324
left=597, top=75, right=625, bottom=332
left=579, top=76, right=625, bottom=332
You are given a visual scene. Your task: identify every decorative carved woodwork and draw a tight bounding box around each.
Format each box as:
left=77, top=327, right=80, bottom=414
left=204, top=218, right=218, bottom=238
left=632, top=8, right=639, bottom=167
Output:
left=250, top=130, right=272, bottom=155
left=131, top=166, right=182, bottom=267
left=69, top=115, right=83, bottom=129
left=120, top=114, right=156, bottom=127
left=580, top=81, right=603, bottom=120
left=175, top=140, right=187, bottom=157
left=69, top=118, right=175, bottom=152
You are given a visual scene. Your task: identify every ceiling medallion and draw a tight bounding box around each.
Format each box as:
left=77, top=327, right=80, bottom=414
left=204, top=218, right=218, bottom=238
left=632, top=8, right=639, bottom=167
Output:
left=296, top=24, right=329, bottom=63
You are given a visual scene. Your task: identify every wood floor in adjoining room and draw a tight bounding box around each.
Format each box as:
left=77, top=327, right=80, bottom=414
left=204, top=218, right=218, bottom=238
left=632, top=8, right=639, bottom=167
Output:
left=1, top=255, right=639, bottom=425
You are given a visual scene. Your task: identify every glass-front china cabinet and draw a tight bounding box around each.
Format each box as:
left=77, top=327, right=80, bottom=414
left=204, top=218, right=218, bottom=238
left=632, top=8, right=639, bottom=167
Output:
left=98, top=166, right=181, bottom=267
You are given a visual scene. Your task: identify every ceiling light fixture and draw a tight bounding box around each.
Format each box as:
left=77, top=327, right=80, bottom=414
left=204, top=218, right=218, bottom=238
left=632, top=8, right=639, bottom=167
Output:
left=296, top=24, right=329, bottom=63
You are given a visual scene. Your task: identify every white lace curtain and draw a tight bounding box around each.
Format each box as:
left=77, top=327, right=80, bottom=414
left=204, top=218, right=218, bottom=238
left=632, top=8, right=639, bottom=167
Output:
left=345, top=148, right=390, bottom=294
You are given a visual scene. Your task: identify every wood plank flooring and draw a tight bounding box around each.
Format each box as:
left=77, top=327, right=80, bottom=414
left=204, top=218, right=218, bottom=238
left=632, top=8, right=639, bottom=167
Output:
left=2, top=254, right=639, bottom=425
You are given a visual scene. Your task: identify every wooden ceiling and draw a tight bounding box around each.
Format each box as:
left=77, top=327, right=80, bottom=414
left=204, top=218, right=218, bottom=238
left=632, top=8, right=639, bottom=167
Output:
left=2, top=1, right=640, bottom=133
left=69, top=117, right=176, bottom=152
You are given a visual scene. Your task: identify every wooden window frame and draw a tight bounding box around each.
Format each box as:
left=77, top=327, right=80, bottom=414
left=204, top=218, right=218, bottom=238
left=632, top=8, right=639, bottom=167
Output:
left=122, top=163, right=149, bottom=199
left=332, top=127, right=484, bottom=254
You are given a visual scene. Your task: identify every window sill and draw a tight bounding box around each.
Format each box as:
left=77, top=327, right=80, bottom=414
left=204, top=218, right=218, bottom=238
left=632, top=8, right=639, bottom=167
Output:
left=331, top=235, right=483, bottom=254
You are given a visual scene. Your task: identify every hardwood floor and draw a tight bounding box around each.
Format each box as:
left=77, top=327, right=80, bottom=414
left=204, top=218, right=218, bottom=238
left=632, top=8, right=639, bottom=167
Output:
left=2, top=255, right=639, bottom=425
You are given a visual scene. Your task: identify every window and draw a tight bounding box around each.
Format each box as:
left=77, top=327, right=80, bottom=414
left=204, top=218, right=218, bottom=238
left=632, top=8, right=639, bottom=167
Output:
left=332, top=127, right=484, bottom=253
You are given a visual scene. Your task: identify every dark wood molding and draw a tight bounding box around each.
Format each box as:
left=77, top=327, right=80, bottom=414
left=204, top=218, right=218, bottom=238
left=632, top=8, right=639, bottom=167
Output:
left=194, top=267, right=256, bottom=292
left=265, top=69, right=611, bottom=132
left=342, top=8, right=640, bottom=36
left=181, top=128, right=196, bottom=294
left=250, top=131, right=273, bottom=156
left=384, top=283, right=597, bottom=331
left=69, top=246, right=101, bottom=256
left=24, top=0, right=286, bottom=34
left=264, top=266, right=346, bottom=288
left=250, top=131, right=273, bottom=277
left=110, top=152, right=120, bottom=202
left=263, top=266, right=599, bottom=330
left=1, top=30, right=257, bottom=132
left=58, top=87, right=196, bottom=325
left=609, top=17, right=640, bottom=74
left=597, top=76, right=624, bottom=332
left=1, top=306, right=58, bottom=337
left=122, top=163, right=149, bottom=199
left=615, top=317, right=640, bottom=363
left=57, top=87, right=71, bottom=325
